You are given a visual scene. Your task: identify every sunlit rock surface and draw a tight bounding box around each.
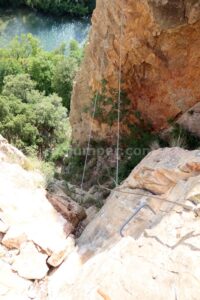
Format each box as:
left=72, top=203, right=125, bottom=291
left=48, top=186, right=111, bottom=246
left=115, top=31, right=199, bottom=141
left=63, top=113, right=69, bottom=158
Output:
left=70, top=0, right=200, bottom=145
left=1, top=140, right=200, bottom=299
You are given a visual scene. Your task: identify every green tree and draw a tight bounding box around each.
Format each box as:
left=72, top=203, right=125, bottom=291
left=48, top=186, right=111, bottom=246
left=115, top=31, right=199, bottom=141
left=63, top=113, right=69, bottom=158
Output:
left=2, top=74, right=36, bottom=101
left=27, top=90, right=68, bottom=158
left=52, top=57, right=78, bottom=110
left=0, top=34, right=83, bottom=108
left=52, top=40, right=83, bottom=110
left=0, top=57, right=23, bottom=92
left=0, top=0, right=96, bottom=16
left=27, top=53, right=55, bottom=94
left=68, top=39, right=83, bottom=64
left=0, top=74, right=68, bottom=159
left=0, top=94, right=37, bottom=148
left=0, top=34, right=84, bottom=163
left=8, top=34, right=41, bottom=59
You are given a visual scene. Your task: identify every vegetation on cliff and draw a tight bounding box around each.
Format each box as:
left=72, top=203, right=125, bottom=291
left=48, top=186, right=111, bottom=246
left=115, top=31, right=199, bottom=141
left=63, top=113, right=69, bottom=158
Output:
left=64, top=79, right=200, bottom=188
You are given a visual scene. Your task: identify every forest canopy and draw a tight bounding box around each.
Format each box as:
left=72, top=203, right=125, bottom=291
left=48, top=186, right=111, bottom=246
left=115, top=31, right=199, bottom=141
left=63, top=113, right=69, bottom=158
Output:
left=0, top=34, right=83, bottom=161
left=0, top=0, right=96, bottom=16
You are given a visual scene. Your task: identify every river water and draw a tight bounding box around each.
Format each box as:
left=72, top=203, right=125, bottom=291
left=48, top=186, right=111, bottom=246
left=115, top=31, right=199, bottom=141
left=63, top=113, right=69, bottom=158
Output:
left=0, top=8, right=90, bottom=51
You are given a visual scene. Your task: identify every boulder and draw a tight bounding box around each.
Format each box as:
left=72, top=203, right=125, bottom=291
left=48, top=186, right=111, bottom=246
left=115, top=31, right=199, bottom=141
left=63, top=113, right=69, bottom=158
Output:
left=12, top=242, right=49, bottom=280
left=46, top=192, right=86, bottom=234
left=0, top=163, right=68, bottom=255
left=124, top=147, right=200, bottom=194
left=2, top=226, right=27, bottom=249
left=0, top=137, right=83, bottom=296
left=47, top=236, right=75, bottom=267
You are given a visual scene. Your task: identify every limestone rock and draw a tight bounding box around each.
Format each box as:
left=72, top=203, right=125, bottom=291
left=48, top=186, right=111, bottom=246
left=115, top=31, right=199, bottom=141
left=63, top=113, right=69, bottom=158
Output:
left=78, top=148, right=200, bottom=251
left=48, top=148, right=200, bottom=300
left=1, top=248, right=19, bottom=265
left=0, top=232, right=4, bottom=243
left=70, top=0, right=200, bottom=146
left=77, top=187, right=154, bottom=251
left=0, top=137, right=85, bottom=300
left=124, top=147, right=200, bottom=194
left=50, top=229, right=200, bottom=300
left=0, top=244, right=7, bottom=258
left=12, top=242, right=49, bottom=280
left=46, top=192, right=86, bottom=234
left=2, top=226, right=27, bottom=249
left=2, top=137, right=200, bottom=299
left=0, top=156, right=72, bottom=256
left=185, top=0, right=200, bottom=24
left=47, top=236, right=75, bottom=267
left=48, top=251, right=83, bottom=300
left=0, top=219, right=8, bottom=234
left=83, top=206, right=98, bottom=227
left=0, top=135, right=29, bottom=168
left=185, top=175, right=200, bottom=203
left=0, top=137, right=85, bottom=292
left=27, top=280, right=48, bottom=300
left=0, top=260, right=31, bottom=300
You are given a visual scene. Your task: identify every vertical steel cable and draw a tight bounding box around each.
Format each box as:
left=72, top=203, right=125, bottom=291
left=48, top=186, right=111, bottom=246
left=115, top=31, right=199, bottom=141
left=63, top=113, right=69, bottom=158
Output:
left=116, top=2, right=124, bottom=186
left=81, top=16, right=105, bottom=190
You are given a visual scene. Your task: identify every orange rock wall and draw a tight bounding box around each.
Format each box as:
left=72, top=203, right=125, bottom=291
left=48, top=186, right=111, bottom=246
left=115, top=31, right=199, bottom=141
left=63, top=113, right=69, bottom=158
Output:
left=70, top=0, right=200, bottom=145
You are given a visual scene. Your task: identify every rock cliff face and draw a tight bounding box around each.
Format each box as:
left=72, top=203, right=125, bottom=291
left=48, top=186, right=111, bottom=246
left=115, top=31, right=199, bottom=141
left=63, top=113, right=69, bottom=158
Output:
left=70, top=0, right=200, bottom=145
left=49, top=147, right=200, bottom=300
left=2, top=137, right=200, bottom=299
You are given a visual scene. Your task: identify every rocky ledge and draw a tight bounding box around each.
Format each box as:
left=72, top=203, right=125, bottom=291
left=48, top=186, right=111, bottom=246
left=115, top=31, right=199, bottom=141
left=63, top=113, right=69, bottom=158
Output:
left=1, top=136, right=200, bottom=299
left=0, top=136, right=85, bottom=299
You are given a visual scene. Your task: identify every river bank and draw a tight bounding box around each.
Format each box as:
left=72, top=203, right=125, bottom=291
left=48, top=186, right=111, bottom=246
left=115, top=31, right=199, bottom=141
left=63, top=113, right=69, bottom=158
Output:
left=0, top=8, right=90, bottom=51
left=0, top=0, right=95, bottom=17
